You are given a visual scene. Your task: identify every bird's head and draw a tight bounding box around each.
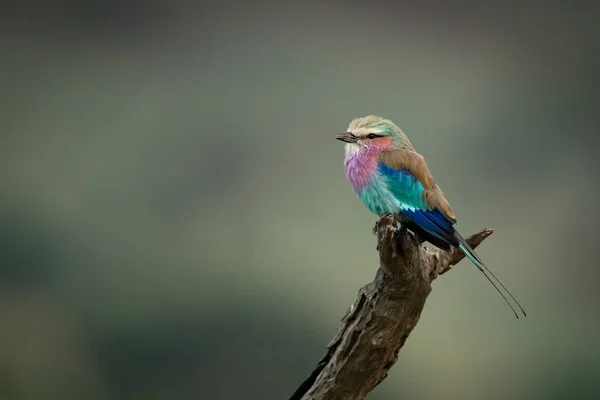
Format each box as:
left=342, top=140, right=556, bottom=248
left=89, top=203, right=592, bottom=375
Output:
left=334, top=115, right=413, bottom=155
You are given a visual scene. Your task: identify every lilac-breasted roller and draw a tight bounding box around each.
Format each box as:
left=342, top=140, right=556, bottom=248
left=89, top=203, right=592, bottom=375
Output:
left=335, top=115, right=525, bottom=318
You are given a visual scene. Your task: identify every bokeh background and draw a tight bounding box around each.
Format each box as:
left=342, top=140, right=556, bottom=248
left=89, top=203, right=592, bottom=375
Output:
left=2, top=1, right=599, bottom=399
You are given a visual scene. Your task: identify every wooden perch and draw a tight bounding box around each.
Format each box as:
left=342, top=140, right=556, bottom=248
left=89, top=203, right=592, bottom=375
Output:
left=289, top=214, right=493, bottom=400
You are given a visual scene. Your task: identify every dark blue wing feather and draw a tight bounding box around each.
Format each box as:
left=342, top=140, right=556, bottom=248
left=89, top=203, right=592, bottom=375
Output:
left=378, top=161, right=457, bottom=247
left=401, top=207, right=457, bottom=246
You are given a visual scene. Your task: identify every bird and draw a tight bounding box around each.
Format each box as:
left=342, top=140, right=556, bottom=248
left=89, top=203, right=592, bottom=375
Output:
left=335, top=115, right=526, bottom=318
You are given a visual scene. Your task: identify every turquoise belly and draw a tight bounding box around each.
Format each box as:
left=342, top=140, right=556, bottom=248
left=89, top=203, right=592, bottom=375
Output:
left=357, top=166, right=427, bottom=217
left=357, top=175, right=401, bottom=217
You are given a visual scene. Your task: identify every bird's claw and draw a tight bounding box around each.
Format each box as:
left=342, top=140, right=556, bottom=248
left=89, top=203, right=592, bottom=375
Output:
left=373, top=214, right=396, bottom=235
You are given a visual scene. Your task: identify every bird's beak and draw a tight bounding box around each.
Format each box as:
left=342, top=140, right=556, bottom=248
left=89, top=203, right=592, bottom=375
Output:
left=334, top=132, right=357, bottom=143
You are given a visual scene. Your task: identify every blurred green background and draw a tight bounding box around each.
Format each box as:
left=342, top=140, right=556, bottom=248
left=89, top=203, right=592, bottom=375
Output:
left=1, top=1, right=599, bottom=399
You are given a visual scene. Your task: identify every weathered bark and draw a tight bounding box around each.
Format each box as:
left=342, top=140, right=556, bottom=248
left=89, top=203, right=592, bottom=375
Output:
left=289, top=214, right=493, bottom=400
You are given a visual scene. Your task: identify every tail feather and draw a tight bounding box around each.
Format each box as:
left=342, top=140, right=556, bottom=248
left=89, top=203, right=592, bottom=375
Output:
left=400, top=207, right=526, bottom=318
left=404, top=221, right=453, bottom=251
left=455, top=231, right=527, bottom=318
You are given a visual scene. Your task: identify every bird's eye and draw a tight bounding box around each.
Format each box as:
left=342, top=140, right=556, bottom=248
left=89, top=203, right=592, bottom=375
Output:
left=366, top=134, right=379, bottom=139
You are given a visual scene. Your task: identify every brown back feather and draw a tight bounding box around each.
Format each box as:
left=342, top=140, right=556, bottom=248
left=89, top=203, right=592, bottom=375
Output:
left=380, top=150, right=456, bottom=222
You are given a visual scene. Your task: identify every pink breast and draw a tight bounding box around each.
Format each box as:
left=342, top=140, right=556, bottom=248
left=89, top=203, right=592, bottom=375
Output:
left=344, top=148, right=380, bottom=193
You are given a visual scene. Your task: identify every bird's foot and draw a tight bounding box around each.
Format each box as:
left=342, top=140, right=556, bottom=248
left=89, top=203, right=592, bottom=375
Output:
left=373, top=213, right=396, bottom=235
left=372, top=214, right=397, bottom=235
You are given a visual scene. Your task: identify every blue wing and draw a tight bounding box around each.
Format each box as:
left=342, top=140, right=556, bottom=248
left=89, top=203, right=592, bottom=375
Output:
left=378, top=162, right=457, bottom=246
left=378, top=161, right=527, bottom=318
